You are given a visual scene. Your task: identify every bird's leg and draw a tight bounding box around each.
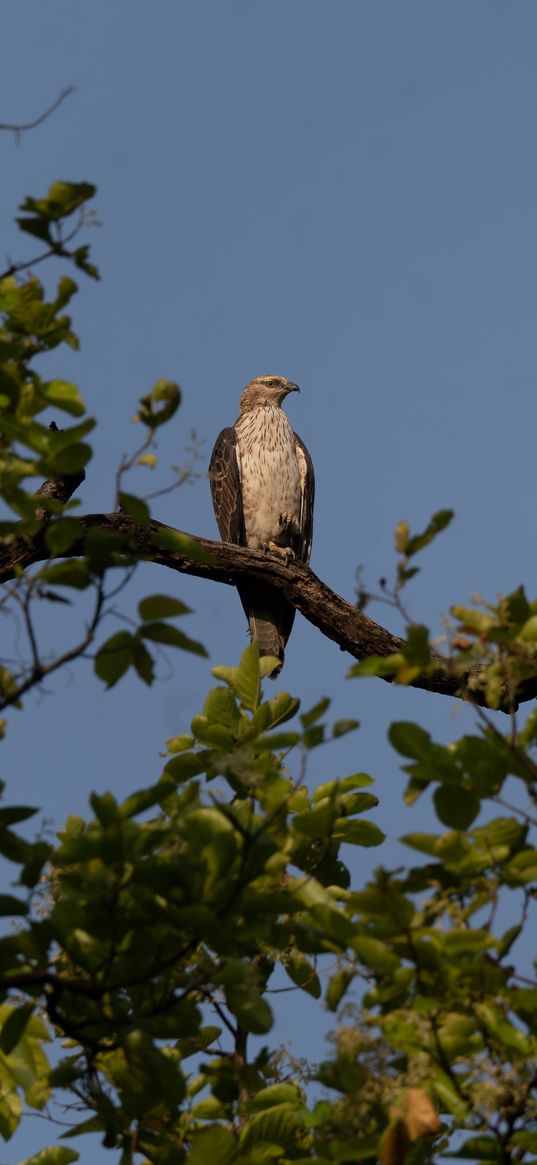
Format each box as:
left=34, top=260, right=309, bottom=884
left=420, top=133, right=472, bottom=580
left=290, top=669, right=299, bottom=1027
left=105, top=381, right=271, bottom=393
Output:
left=265, top=539, right=296, bottom=565
left=279, top=511, right=295, bottom=535
left=262, top=515, right=298, bottom=563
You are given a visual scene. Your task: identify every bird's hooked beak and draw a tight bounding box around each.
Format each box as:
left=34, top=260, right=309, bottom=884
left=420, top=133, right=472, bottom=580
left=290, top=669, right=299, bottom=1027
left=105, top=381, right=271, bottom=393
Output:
left=286, top=381, right=300, bottom=394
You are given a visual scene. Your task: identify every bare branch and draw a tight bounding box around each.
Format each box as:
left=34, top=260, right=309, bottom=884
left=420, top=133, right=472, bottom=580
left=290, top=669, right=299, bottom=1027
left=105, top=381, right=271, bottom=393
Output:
left=0, top=86, right=75, bottom=143
left=0, top=576, right=105, bottom=712
left=34, top=456, right=86, bottom=518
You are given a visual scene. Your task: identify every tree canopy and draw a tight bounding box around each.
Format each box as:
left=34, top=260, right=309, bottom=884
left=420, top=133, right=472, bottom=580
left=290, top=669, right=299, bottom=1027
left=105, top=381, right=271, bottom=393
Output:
left=1, top=182, right=537, bottom=1165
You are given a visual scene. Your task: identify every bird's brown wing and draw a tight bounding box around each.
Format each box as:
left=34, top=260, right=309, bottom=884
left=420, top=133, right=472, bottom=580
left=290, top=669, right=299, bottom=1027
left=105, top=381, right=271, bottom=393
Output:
left=210, top=427, right=286, bottom=675
left=293, top=432, right=315, bottom=563
left=209, top=427, right=246, bottom=545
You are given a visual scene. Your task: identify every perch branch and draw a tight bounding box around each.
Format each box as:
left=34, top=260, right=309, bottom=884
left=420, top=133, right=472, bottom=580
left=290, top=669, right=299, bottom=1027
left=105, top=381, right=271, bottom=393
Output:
left=1, top=510, right=536, bottom=711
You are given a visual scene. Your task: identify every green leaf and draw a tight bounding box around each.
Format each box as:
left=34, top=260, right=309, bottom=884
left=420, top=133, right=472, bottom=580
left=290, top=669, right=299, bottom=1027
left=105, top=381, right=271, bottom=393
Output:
left=44, top=441, right=92, bottom=475
left=0, top=1080, right=21, bottom=1141
left=16, top=1150, right=80, bottom=1165
left=45, top=519, right=82, bottom=555
left=257, top=730, right=301, bottom=751
left=352, top=936, right=398, bottom=973
left=433, top=784, right=480, bottom=829
left=501, top=585, right=531, bottom=624
left=404, top=508, right=454, bottom=557
left=253, top=692, right=301, bottom=733
left=395, top=520, right=409, bottom=553
left=132, top=640, right=155, bottom=685
left=0, top=894, right=28, bottom=916
left=213, top=643, right=262, bottom=711
left=188, top=1126, right=237, bottom=1165
left=283, top=951, right=321, bottom=998
left=35, top=180, right=96, bottom=220
left=445, top=1134, right=502, bottom=1159
left=300, top=697, right=330, bottom=729
left=401, top=623, right=430, bottom=666
left=293, top=802, right=337, bottom=838
left=239, top=1103, right=304, bottom=1151
left=45, top=417, right=95, bottom=451
left=326, top=968, right=354, bottom=1011
left=519, top=705, right=537, bottom=746
left=451, top=605, right=497, bottom=635
left=203, top=686, right=240, bottom=728
left=119, top=1030, right=185, bottom=1113
left=0, top=1004, right=35, bottom=1054
left=137, top=379, right=181, bottom=429
left=313, top=774, right=374, bottom=801
left=333, top=819, right=385, bottom=847
left=152, top=526, right=213, bottom=562
left=140, top=621, right=207, bottom=656
left=191, top=715, right=234, bottom=747
left=316, top=1056, right=367, bottom=1094
left=38, top=561, right=91, bottom=589
left=48, top=1057, right=85, bottom=1089
left=175, top=1024, right=221, bottom=1059
left=400, top=832, right=439, bottom=856
left=519, top=614, right=537, bottom=641
left=259, top=655, right=282, bottom=679
left=225, top=989, right=273, bottom=1034
left=472, top=816, right=526, bottom=852
left=90, top=790, right=119, bottom=826
left=510, top=1132, right=537, bottom=1152
left=0, top=805, right=38, bottom=826
left=94, top=631, right=135, bottom=687
left=444, top=930, right=491, bottom=956
left=118, top=491, right=150, bottom=524
left=389, top=721, right=433, bottom=759
left=348, top=653, right=405, bottom=678
left=249, top=1084, right=303, bottom=1112
left=119, top=778, right=174, bottom=819
left=16, top=215, right=52, bottom=243
left=0, top=829, right=32, bottom=864
left=138, top=594, right=191, bottom=620
left=324, top=1137, right=379, bottom=1161
left=474, top=1002, right=531, bottom=1054
left=332, top=718, right=359, bottom=738
left=164, top=751, right=210, bottom=783
left=428, top=1067, right=465, bottom=1113
left=166, top=733, right=195, bottom=753
left=72, top=245, right=99, bottom=280
left=40, top=380, right=86, bottom=417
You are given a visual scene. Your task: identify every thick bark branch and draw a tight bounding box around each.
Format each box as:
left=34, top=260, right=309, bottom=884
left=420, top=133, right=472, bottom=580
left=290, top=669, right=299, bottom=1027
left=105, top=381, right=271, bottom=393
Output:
left=1, top=511, right=535, bottom=711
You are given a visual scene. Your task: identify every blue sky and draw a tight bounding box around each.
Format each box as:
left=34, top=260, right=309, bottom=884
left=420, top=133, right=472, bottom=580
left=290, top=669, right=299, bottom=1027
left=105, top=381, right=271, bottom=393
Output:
left=2, top=2, right=537, bottom=1160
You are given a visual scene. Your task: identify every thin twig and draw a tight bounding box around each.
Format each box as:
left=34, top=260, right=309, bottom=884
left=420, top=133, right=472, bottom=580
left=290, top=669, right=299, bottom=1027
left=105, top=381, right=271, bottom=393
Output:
left=0, top=577, right=105, bottom=712
left=115, top=430, right=155, bottom=508
left=1, top=213, right=86, bottom=281
left=0, top=86, right=75, bottom=142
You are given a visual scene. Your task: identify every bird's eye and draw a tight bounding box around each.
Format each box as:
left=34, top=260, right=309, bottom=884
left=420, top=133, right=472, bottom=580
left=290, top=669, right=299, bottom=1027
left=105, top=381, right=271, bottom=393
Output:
left=267, top=379, right=276, bottom=387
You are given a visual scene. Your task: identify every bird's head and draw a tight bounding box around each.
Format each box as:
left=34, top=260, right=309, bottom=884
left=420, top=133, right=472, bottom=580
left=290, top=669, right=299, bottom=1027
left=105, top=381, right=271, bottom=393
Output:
left=239, top=374, right=300, bottom=411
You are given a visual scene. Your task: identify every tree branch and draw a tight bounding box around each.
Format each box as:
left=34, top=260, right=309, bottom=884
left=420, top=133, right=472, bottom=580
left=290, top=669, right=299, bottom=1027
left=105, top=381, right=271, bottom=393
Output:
left=2, top=510, right=536, bottom=711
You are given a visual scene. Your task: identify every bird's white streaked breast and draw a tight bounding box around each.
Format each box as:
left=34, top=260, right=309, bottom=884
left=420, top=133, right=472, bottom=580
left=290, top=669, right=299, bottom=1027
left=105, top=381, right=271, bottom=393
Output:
left=235, top=406, right=301, bottom=549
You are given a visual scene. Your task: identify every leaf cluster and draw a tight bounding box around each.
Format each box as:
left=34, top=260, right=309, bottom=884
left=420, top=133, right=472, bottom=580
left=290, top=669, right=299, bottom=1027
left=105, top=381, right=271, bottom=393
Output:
left=2, top=182, right=537, bottom=1165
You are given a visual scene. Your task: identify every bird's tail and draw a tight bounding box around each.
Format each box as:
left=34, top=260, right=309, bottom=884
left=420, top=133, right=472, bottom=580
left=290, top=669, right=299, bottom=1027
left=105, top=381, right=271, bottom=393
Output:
left=237, top=583, right=295, bottom=679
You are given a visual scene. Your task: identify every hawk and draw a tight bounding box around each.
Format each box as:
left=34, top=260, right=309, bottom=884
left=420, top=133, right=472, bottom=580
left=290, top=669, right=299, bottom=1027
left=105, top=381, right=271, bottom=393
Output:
left=209, top=375, right=315, bottom=676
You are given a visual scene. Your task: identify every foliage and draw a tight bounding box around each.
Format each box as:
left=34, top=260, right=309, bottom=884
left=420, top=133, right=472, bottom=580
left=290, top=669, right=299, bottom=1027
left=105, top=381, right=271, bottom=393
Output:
left=1, top=185, right=537, bottom=1165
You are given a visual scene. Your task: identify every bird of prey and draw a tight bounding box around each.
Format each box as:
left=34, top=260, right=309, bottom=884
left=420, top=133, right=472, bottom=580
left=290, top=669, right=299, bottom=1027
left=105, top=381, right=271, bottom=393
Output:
left=209, top=374, right=314, bottom=676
